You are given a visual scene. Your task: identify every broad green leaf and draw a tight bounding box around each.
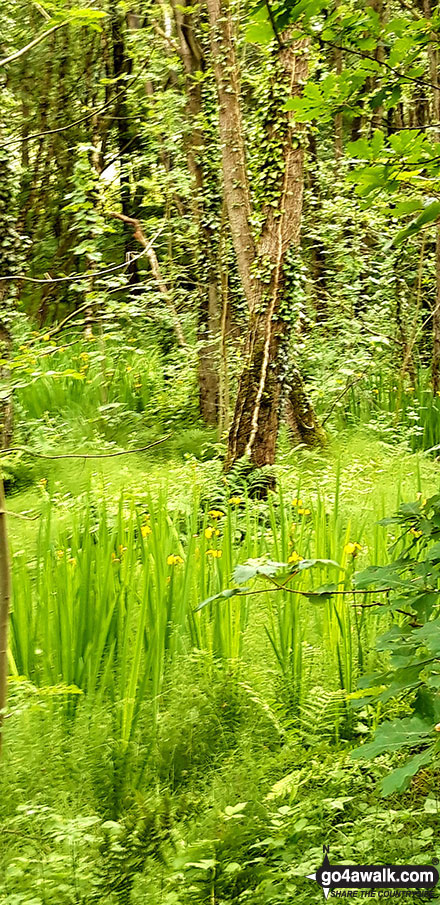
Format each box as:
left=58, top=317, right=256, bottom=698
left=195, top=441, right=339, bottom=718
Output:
left=245, top=21, right=274, bottom=43
left=351, top=716, right=433, bottom=759
left=233, top=559, right=287, bottom=584
left=381, top=748, right=433, bottom=797
left=392, top=201, right=440, bottom=247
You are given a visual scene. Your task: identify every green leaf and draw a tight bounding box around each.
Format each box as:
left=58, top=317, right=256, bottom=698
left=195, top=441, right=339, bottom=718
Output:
left=233, top=558, right=287, bottom=584
left=245, top=21, right=274, bottom=44
left=392, top=199, right=424, bottom=218
left=304, top=583, right=338, bottom=599
left=354, top=562, right=403, bottom=589
left=195, top=588, right=243, bottom=613
left=297, top=558, right=341, bottom=571
left=381, top=748, right=433, bottom=797
left=351, top=716, right=433, bottom=759
left=392, top=201, right=440, bottom=247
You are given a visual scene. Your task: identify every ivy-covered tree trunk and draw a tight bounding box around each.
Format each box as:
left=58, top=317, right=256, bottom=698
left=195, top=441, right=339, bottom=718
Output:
left=206, top=0, right=324, bottom=468
left=172, top=0, right=221, bottom=426
left=424, top=0, right=440, bottom=392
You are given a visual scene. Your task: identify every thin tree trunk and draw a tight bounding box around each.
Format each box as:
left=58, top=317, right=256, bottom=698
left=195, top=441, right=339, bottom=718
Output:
left=0, top=322, right=12, bottom=756
left=423, top=0, right=440, bottom=391
left=0, top=469, right=11, bottom=756
left=171, top=0, right=221, bottom=425
left=334, top=46, right=343, bottom=161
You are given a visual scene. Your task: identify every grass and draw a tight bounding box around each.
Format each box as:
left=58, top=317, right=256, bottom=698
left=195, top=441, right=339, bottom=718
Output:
left=3, top=339, right=440, bottom=904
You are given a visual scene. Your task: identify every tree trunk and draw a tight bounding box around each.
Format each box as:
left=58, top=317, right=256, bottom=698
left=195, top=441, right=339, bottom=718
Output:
left=171, top=0, right=221, bottom=425
left=0, top=468, right=11, bottom=757
left=423, top=0, right=440, bottom=392
left=110, top=1, right=139, bottom=284
left=285, top=368, right=326, bottom=446
left=206, top=0, right=324, bottom=468
left=0, top=322, right=12, bottom=756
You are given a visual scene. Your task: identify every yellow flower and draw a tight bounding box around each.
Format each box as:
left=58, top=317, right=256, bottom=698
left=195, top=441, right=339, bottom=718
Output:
left=292, top=498, right=303, bottom=507
left=141, top=524, right=152, bottom=537
left=288, top=551, right=303, bottom=564
left=39, top=478, right=47, bottom=486
left=344, top=541, right=362, bottom=556
left=126, top=365, right=133, bottom=372
left=119, top=544, right=127, bottom=554
left=215, top=529, right=220, bottom=537
left=167, top=554, right=183, bottom=566
left=410, top=528, right=422, bottom=538
left=206, top=549, right=222, bottom=558
left=229, top=496, right=242, bottom=505
left=144, top=513, right=151, bottom=520
left=43, top=333, right=51, bottom=341
left=298, top=507, right=311, bottom=516
left=372, top=389, right=379, bottom=394
left=68, top=557, right=77, bottom=567
left=209, top=509, right=224, bottom=519
left=111, top=551, right=120, bottom=562
left=80, top=352, right=89, bottom=361
left=205, top=526, right=214, bottom=539
left=56, top=550, right=64, bottom=559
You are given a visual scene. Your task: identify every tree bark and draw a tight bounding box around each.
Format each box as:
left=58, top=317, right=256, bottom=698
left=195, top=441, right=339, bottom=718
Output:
left=423, top=0, right=440, bottom=392
left=171, top=0, right=221, bottom=425
left=0, top=322, right=12, bottom=756
left=206, top=0, right=323, bottom=468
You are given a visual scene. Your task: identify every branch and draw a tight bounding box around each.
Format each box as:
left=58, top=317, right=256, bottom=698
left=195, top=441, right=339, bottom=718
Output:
left=0, top=511, right=40, bottom=521
left=264, top=0, right=284, bottom=50
left=0, top=247, right=147, bottom=285
left=0, top=58, right=150, bottom=150
left=0, top=21, right=68, bottom=67
left=107, top=211, right=187, bottom=347
left=0, top=434, right=173, bottom=460
left=321, top=374, right=366, bottom=427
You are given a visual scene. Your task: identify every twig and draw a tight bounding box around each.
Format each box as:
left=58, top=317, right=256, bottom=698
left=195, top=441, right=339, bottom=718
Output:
left=0, top=247, right=147, bottom=285
left=0, top=21, right=69, bottom=67
left=107, top=211, right=187, bottom=348
left=0, top=511, right=40, bottom=521
left=0, top=434, right=172, bottom=460
left=0, top=58, right=150, bottom=149
left=264, top=0, right=284, bottom=50
left=321, top=374, right=366, bottom=427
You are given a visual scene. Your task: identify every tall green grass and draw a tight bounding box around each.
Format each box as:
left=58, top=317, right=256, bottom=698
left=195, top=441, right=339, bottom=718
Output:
left=332, top=370, right=440, bottom=452
left=7, top=465, right=420, bottom=747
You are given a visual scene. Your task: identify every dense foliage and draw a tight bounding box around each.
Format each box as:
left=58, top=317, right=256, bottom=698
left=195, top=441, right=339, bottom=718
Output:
left=2, top=0, right=440, bottom=901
